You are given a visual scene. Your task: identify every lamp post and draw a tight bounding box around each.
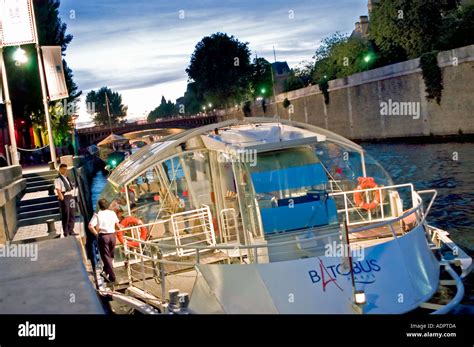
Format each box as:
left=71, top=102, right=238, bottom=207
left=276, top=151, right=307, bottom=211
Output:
left=71, top=114, right=79, bottom=156
left=1, top=48, right=19, bottom=165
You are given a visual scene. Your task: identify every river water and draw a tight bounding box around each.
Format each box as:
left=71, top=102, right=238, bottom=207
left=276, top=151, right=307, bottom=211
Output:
left=90, top=141, right=474, bottom=310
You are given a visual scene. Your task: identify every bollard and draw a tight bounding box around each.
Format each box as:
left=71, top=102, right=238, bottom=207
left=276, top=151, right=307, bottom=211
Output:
left=178, top=293, right=190, bottom=312
left=168, top=289, right=180, bottom=312
left=46, top=219, right=56, bottom=234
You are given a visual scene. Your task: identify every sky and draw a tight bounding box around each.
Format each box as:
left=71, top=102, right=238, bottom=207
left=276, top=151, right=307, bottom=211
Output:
left=58, top=0, right=367, bottom=127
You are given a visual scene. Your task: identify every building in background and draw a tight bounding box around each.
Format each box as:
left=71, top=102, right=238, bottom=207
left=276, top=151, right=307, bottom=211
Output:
left=271, top=61, right=290, bottom=94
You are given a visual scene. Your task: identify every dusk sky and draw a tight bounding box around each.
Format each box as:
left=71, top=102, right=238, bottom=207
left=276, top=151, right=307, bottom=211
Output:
left=58, top=0, right=367, bottom=126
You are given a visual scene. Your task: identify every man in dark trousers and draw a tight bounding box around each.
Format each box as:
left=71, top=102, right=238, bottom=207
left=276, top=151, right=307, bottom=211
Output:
left=54, top=164, right=79, bottom=237
left=88, top=198, right=122, bottom=283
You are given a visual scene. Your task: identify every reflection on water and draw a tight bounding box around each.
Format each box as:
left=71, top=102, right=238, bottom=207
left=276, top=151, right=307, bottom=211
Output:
left=362, top=142, right=474, bottom=251
left=91, top=170, right=108, bottom=210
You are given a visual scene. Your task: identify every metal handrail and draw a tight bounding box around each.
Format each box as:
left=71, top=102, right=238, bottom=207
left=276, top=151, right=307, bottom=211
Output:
left=122, top=202, right=426, bottom=256
left=329, top=183, right=415, bottom=226
left=120, top=184, right=435, bottom=264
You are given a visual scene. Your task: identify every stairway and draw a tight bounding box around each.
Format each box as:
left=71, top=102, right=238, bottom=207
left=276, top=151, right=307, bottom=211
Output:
left=17, top=170, right=61, bottom=228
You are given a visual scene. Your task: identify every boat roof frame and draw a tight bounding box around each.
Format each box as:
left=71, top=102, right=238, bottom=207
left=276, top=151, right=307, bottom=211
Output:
left=108, top=117, right=365, bottom=187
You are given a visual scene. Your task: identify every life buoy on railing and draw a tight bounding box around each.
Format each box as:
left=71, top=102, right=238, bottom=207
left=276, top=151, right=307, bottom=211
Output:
left=117, top=216, right=148, bottom=248
left=353, top=177, right=382, bottom=211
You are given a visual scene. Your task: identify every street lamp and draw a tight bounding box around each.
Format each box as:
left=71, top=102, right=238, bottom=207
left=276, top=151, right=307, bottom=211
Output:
left=208, top=103, right=212, bottom=108
left=363, top=53, right=373, bottom=71
left=13, top=47, right=28, bottom=65
left=260, top=88, right=266, bottom=95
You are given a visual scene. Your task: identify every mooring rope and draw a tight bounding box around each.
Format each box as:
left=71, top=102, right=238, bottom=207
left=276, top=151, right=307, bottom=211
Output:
left=16, top=144, right=50, bottom=152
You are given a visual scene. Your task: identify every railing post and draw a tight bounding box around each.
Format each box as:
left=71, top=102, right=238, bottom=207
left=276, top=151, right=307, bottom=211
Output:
left=379, top=187, right=384, bottom=220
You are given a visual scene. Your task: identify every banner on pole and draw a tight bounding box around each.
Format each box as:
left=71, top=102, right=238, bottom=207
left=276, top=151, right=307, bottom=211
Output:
left=41, top=46, right=69, bottom=101
left=0, top=0, right=37, bottom=47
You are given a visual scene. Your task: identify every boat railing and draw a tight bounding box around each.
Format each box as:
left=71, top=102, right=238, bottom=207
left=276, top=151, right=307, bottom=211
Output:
left=119, top=186, right=438, bottom=265
left=329, top=183, right=416, bottom=226
left=118, top=186, right=437, bottom=303
left=120, top=192, right=436, bottom=303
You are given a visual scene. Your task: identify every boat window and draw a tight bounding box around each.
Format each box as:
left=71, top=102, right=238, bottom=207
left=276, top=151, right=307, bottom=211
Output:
left=160, top=151, right=214, bottom=213
left=249, top=147, right=338, bottom=234
left=314, top=142, right=364, bottom=192
left=121, top=168, right=162, bottom=222
left=250, top=148, right=327, bottom=199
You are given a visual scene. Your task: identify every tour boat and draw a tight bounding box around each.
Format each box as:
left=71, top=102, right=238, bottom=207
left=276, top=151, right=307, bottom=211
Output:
left=96, top=117, right=472, bottom=314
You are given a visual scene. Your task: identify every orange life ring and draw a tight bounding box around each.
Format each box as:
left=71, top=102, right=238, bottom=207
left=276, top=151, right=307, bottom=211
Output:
left=117, top=216, right=148, bottom=248
left=353, top=177, right=382, bottom=211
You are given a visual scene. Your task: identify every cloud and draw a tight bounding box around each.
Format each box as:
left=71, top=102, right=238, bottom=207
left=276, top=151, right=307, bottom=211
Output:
left=60, top=0, right=367, bottom=121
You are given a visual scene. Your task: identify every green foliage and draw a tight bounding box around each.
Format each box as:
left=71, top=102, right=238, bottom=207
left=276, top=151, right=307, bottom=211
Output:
left=251, top=57, right=273, bottom=98
left=178, top=83, right=205, bottom=115
left=243, top=101, right=252, bottom=117
left=310, top=33, right=375, bottom=104
left=314, top=32, right=348, bottom=62
left=369, top=0, right=443, bottom=59
left=86, top=87, right=127, bottom=126
left=148, top=96, right=177, bottom=122
left=419, top=51, right=443, bottom=105
left=439, top=3, right=474, bottom=50
left=313, top=34, right=375, bottom=80
left=318, top=79, right=330, bottom=105
left=284, top=71, right=305, bottom=92
left=186, top=32, right=253, bottom=108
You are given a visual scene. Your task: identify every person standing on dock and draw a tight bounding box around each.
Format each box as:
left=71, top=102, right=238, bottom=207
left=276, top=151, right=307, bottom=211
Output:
left=88, top=199, right=122, bottom=283
left=54, top=164, right=79, bottom=237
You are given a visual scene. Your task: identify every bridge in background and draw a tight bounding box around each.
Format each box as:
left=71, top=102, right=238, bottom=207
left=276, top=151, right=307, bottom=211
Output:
left=77, top=114, right=224, bottom=147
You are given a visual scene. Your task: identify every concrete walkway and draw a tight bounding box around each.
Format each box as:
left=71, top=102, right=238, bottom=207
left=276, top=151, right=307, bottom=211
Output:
left=0, top=237, right=104, bottom=314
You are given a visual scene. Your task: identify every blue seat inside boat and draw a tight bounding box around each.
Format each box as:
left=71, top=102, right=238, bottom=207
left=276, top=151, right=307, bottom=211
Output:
left=251, top=163, right=338, bottom=234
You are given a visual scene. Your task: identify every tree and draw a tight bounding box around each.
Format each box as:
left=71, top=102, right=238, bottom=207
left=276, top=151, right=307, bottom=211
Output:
left=439, top=3, right=474, bottom=50
left=186, top=33, right=253, bottom=108
left=5, top=0, right=77, bottom=148
left=312, top=33, right=375, bottom=82
left=283, top=71, right=305, bottom=92
left=251, top=57, right=273, bottom=98
left=369, top=0, right=444, bottom=60
left=86, top=87, right=127, bottom=126
left=148, top=96, right=177, bottom=122
left=181, top=82, right=205, bottom=115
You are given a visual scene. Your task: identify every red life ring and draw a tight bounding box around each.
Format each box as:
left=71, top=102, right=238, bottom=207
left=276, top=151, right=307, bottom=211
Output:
left=353, top=177, right=382, bottom=211
left=117, top=216, right=148, bottom=248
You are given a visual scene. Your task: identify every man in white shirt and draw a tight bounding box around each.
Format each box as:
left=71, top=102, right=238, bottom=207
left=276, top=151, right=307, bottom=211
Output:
left=54, top=164, right=78, bottom=237
left=88, top=198, right=122, bottom=283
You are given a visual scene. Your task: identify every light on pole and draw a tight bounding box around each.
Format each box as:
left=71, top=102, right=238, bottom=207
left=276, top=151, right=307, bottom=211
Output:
left=13, top=47, right=28, bottom=65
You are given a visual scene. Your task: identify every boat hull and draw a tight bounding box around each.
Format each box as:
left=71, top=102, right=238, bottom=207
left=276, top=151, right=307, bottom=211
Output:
left=189, top=225, right=440, bottom=314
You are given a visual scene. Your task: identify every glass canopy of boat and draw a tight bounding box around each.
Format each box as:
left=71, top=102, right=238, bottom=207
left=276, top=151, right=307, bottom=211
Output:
left=101, top=117, right=394, bottom=242
left=109, top=118, right=370, bottom=188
